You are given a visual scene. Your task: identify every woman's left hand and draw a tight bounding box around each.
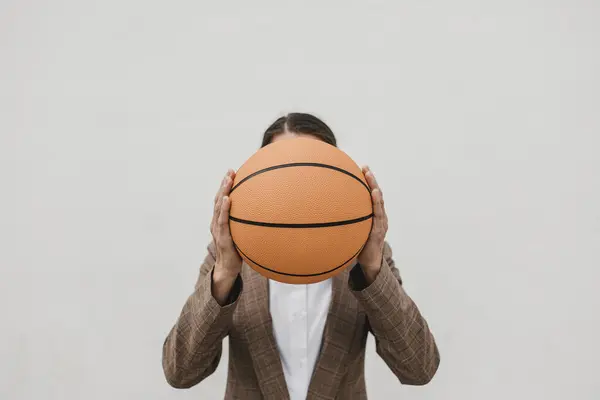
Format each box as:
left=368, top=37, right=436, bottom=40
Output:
left=357, top=166, right=389, bottom=283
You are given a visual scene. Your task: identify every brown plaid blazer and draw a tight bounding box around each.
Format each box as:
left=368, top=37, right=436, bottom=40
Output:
left=162, top=242, right=440, bottom=399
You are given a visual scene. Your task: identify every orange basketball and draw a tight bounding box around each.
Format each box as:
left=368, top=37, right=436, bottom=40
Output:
left=229, top=137, right=373, bottom=284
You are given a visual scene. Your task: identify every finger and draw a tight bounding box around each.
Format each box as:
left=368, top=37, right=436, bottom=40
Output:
left=212, top=182, right=224, bottom=229
left=361, top=165, right=371, bottom=186
left=214, top=170, right=235, bottom=204
left=218, top=196, right=232, bottom=238
left=227, top=170, right=237, bottom=193
left=222, top=176, right=233, bottom=197
left=371, top=188, right=385, bottom=220
left=365, top=170, right=380, bottom=193
left=212, top=171, right=234, bottom=236
left=372, top=188, right=389, bottom=236
left=211, top=196, right=223, bottom=235
left=214, top=195, right=224, bottom=226
left=214, top=178, right=232, bottom=221
left=214, top=175, right=228, bottom=205
left=215, top=191, right=224, bottom=217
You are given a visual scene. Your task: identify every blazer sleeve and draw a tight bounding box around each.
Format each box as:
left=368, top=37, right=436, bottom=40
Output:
left=349, top=242, right=440, bottom=385
left=162, top=242, right=243, bottom=389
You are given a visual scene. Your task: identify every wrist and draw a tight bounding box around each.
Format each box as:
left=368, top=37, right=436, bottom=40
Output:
left=361, top=264, right=380, bottom=285
left=211, top=263, right=240, bottom=307
left=213, top=262, right=240, bottom=282
left=358, top=255, right=383, bottom=285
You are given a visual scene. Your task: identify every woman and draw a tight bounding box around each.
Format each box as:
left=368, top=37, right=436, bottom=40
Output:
left=162, top=113, right=440, bottom=399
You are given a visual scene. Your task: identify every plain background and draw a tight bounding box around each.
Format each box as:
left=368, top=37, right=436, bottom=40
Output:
left=2, top=0, right=599, bottom=399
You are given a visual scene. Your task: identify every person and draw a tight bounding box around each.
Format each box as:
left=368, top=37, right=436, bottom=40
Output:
left=162, top=113, right=440, bottom=399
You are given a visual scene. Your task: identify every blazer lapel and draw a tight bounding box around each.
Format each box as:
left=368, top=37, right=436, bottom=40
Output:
left=242, top=265, right=290, bottom=400
left=307, top=267, right=361, bottom=399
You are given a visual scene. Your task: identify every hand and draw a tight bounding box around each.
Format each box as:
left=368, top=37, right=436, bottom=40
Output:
left=211, top=170, right=243, bottom=283
left=357, top=166, right=389, bottom=283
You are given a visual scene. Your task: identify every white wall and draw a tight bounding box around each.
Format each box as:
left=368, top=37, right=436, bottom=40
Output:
left=2, top=1, right=599, bottom=399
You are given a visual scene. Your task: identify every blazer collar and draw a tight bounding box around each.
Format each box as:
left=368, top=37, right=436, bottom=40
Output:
left=243, top=263, right=359, bottom=400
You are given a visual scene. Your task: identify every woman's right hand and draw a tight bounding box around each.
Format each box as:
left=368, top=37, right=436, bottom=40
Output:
left=210, top=170, right=242, bottom=303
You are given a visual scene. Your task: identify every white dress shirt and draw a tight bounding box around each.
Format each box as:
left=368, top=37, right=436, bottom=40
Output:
left=269, top=278, right=333, bottom=400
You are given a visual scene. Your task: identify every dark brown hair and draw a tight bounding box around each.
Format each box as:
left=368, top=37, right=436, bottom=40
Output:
left=261, top=113, right=337, bottom=148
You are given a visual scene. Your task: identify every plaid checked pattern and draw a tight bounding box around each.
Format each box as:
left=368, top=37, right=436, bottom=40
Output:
left=162, top=242, right=440, bottom=399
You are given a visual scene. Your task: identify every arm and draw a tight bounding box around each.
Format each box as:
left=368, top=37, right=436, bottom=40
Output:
left=350, top=242, right=440, bottom=385
left=162, top=170, right=243, bottom=388
left=162, top=242, right=242, bottom=388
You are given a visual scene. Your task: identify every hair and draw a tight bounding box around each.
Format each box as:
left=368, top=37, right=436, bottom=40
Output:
left=261, top=113, right=337, bottom=148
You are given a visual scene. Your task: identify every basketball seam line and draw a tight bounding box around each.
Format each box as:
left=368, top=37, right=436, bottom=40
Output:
left=229, top=213, right=373, bottom=228
left=232, top=240, right=366, bottom=277
left=229, top=162, right=371, bottom=194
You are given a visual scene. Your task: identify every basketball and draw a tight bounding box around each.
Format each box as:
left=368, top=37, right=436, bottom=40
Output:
left=229, top=137, right=373, bottom=284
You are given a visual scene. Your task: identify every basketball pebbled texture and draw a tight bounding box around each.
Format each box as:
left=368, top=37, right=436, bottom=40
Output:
left=229, top=137, right=373, bottom=284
